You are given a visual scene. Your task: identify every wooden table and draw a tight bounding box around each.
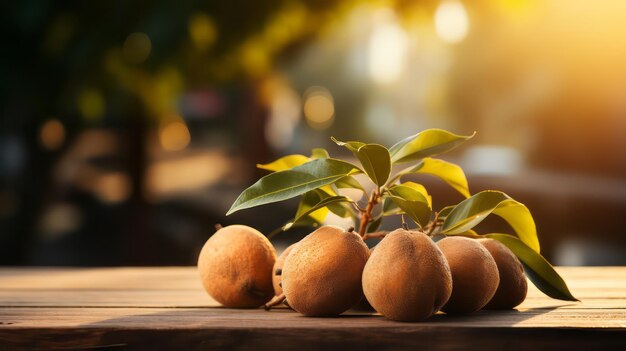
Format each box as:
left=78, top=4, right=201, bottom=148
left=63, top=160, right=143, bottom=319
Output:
left=0, top=267, right=624, bottom=350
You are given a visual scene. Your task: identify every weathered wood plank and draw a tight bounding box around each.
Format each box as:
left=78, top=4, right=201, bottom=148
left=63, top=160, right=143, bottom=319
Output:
left=1, top=306, right=626, bottom=328
left=1, top=308, right=625, bottom=350
left=0, top=267, right=624, bottom=350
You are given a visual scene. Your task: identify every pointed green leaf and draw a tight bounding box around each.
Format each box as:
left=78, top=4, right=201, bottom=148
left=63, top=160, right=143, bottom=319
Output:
left=257, top=154, right=310, bottom=172
left=386, top=195, right=431, bottom=228
left=441, top=190, right=539, bottom=252
left=393, top=182, right=432, bottom=207
left=389, top=129, right=475, bottom=164
left=404, top=158, right=470, bottom=198
left=227, top=158, right=361, bottom=215
left=486, top=233, right=578, bottom=301
left=334, top=176, right=365, bottom=192
left=333, top=138, right=391, bottom=186
left=294, top=191, right=330, bottom=227
left=366, top=216, right=383, bottom=233
left=330, top=137, right=364, bottom=152
left=437, top=205, right=456, bottom=220
left=284, top=195, right=353, bottom=230
left=382, top=197, right=402, bottom=215
left=386, top=186, right=431, bottom=228
left=311, top=148, right=330, bottom=159
left=314, top=188, right=354, bottom=218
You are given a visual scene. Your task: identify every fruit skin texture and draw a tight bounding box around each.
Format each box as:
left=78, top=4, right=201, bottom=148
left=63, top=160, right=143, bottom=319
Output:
left=197, top=225, right=276, bottom=308
left=478, top=238, right=528, bottom=309
left=362, top=229, right=452, bottom=321
left=438, top=236, right=500, bottom=314
left=282, top=225, right=370, bottom=316
left=272, top=244, right=296, bottom=295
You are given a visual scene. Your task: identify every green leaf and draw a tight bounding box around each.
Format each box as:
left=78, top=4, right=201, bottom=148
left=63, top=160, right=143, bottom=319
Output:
left=389, top=129, right=475, bottom=164
left=332, top=137, right=391, bottom=186
left=334, top=176, right=365, bottom=192
left=486, top=233, right=578, bottom=301
left=441, top=190, right=540, bottom=253
left=386, top=186, right=431, bottom=228
left=393, top=182, right=432, bottom=208
left=382, top=197, right=402, bottom=215
left=437, top=205, right=456, bottom=220
left=387, top=196, right=431, bottom=228
left=284, top=195, right=353, bottom=230
left=227, top=158, right=361, bottom=215
left=257, top=154, right=310, bottom=172
left=330, top=138, right=364, bottom=151
left=404, top=158, right=470, bottom=198
left=294, top=191, right=330, bottom=227
left=366, top=216, right=383, bottom=233
left=311, top=148, right=330, bottom=159
left=314, top=188, right=354, bottom=218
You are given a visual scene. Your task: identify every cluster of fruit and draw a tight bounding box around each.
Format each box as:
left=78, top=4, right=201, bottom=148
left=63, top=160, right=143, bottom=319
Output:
left=198, top=223, right=527, bottom=321
left=198, top=129, right=576, bottom=320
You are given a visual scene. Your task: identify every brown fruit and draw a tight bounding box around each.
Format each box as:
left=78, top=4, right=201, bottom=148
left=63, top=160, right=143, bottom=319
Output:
left=362, top=229, right=452, bottom=321
left=272, top=243, right=296, bottom=295
left=438, top=236, right=500, bottom=314
left=282, top=225, right=369, bottom=316
left=478, top=238, right=528, bottom=309
left=197, top=225, right=276, bottom=308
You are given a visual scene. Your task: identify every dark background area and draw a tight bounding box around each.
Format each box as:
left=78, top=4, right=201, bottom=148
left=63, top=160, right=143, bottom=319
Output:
left=1, top=0, right=625, bottom=266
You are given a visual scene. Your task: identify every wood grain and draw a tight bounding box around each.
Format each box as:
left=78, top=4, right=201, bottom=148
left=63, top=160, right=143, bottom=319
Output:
left=0, top=267, right=625, bottom=350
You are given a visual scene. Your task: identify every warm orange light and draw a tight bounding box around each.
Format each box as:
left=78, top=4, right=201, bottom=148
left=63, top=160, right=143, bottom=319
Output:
left=303, top=87, right=335, bottom=130
left=159, top=120, right=191, bottom=151
left=40, top=119, right=65, bottom=150
left=94, top=172, right=132, bottom=204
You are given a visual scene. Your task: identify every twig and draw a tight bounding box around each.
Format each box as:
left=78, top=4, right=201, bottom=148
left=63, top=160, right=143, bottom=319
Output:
left=401, top=215, right=408, bottom=230
left=358, top=191, right=380, bottom=237
left=264, top=293, right=286, bottom=311
left=426, top=211, right=440, bottom=236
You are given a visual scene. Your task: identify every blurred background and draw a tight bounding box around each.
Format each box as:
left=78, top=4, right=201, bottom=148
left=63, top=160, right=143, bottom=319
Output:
left=1, top=0, right=625, bottom=266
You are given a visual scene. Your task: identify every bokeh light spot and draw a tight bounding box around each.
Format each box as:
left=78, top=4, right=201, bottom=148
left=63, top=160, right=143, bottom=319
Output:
left=435, top=1, right=469, bottom=44
left=303, top=87, right=335, bottom=130
left=94, top=172, right=132, bottom=204
left=123, top=32, right=152, bottom=64
left=159, top=119, right=191, bottom=151
left=188, top=12, right=217, bottom=51
left=78, top=89, right=105, bottom=121
left=40, top=119, right=65, bottom=151
left=368, top=9, right=408, bottom=84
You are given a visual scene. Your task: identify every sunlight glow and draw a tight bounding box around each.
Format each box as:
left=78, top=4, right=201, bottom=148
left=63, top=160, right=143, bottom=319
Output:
left=435, top=1, right=469, bottom=44
left=368, top=9, right=408, bottom=84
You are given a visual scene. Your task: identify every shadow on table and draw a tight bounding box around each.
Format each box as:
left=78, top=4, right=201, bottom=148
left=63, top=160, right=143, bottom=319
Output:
left=68, top=304, right=571, bottom=349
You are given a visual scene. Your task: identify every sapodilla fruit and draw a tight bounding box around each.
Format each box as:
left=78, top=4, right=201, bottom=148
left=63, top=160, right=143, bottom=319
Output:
left=281, top=225, right=369, bottom=316
left=272, top=243, right=296, bottom=295
left=478, top=238, right=528, bottom=309
left=362, top=229, right=452, bottom=321
left=198, top=225, right=276, bottom=308
left=438, top=236, right=500, bottom=314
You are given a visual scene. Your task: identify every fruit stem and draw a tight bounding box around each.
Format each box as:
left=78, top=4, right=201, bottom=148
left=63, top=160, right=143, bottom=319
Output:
left=425, top=212, right=440, bottom=236
left=264, top=293, right=286, bottom=311
left=358, top=190, right=379, bottom=237
left=214, top=224, right=223, bottom=231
